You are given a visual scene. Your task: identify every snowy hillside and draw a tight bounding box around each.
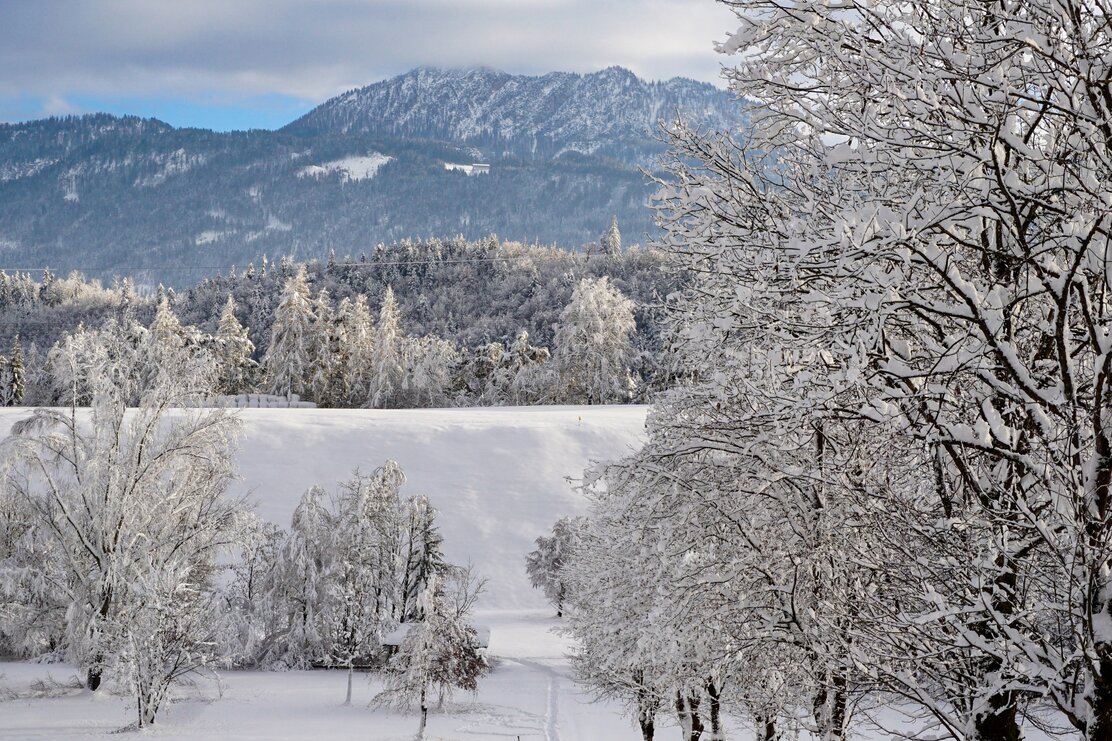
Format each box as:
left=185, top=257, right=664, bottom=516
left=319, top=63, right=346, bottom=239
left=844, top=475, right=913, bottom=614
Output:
left=0, top=404, right=647, bottom=608
left=228, top=405, right=648, bottom=608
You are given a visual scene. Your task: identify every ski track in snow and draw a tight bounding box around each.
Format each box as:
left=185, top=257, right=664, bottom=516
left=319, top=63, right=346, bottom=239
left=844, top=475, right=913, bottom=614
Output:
left=501, top=657, right=561, bottom=741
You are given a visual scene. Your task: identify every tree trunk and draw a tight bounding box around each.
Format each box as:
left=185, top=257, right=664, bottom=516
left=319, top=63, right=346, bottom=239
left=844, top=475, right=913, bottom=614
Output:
left=706, top=679, right=723, bottom=740
left=86, top=664, right=103, bottom=692
left=755, top=716, right=779, bottom=741
left=344, top=663, right=353, bottom=706
left=675, top=690, right=704, bottom=741
left=417, top=685, right=428, bottom=739
left=1088, top=649, right=1112, bottom=740
left=638, top=713, right=655, bottom=741
left=973, top=692, right=1022, bottom=741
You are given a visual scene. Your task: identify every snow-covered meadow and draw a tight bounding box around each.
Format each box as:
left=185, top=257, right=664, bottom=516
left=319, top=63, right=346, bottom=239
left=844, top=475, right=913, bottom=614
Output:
left=0, top=405, right=654, bottom=739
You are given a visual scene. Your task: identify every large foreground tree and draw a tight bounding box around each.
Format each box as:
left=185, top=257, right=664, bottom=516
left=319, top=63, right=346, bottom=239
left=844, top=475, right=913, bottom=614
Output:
left=640, top=0, right=1112, bottom=738
left=0, top=332, right=242, bottom=727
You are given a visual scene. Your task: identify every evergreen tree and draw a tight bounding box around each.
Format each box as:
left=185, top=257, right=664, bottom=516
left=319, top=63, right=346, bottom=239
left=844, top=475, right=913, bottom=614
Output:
left=264, top=266, right=315, bottom=399
left=214, top=296, right=256, bottom=395
left=10, top=336, right=25, bottom=406
left=308, top=288, right=335, bottom=405
left=336, top=294, right=374, bottom=406
left=601, top=215, right=622, bottom=256
left=368, top=286, right=406, bottom=408
left=0, top=353, right=13, bottom=407
left=396, top=495, right=447, bottom=623
left=148, top=296, right=185, bottom=348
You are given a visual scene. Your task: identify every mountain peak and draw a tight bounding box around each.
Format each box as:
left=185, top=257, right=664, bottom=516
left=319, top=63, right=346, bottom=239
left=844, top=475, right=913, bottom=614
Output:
left=284, top=65, right=741, bottom=157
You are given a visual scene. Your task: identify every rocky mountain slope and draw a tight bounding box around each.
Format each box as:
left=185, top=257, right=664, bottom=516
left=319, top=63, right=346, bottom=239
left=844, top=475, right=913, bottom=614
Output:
left=0, top=67, right=744, bottom=286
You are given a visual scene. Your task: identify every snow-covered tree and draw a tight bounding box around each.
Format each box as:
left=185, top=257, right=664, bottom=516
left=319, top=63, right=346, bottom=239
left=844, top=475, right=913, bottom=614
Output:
left=213, top=295, right=256, bottom=395
left=375, top=568, right=487, bottom=737
left=334, top=294, right=374, bottom=406
left=308, top=288, right=335, bottom=405
left=148, top=296, right=185, bottom=348
left=647, top=0, right=1112, bottom=737
left=525, top=516, right=583, bottom=617
left=395, top=494, right=447, bottom=623
left=0, top=335, right=240, bottom=727
left=264, top=265, right=315, bottom=399
left=403, top=335, right=460, bottom=408
left=272, top=485, right=332, bottom=668
left=601, top=215, right=622, bottom=256
left=368, top=286, right=406, bottom=408
left=553, top=277, right=636, bottom=404
left=0, top=337, right=27, bottom=407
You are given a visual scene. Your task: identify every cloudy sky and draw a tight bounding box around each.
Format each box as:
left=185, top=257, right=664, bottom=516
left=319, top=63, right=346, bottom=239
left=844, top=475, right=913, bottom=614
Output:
left=0, top=0, right=737, bottom=131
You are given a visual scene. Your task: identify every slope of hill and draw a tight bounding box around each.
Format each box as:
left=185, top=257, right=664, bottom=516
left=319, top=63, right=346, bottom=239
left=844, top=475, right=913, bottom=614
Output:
left=0, top=67, right=745, bottom=286
left=229, top=405, right=648, bottom=609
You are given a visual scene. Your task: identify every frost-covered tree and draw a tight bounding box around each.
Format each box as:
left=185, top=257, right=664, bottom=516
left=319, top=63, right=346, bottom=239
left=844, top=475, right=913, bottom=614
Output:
left=264, top=265, right=315, bottom=399
left=213, top=295, right=256, bottom=395
left=601, top=215, right=622, bottom=256
left=272, top=485, right=332, bottom=668
left=525, top=516, right=583, bottom=617
left=0, top=335, right=240, bottom=727
left=368, top=286, right=406, bottom=408
left=553, top=277, right=636, bottom=404
left=308, top=288, right=335, bottom=405
left=265, top=461, right=454, bottom=687
left=214, top=513, right=284, bottom=669
left=0, top=337, right=26, bottom=407
left=403, top=335, right=460, bottom=408
left=648, top=0, right=1112, bottom=737
left=334, top=294, right=374, bottom=406
left=375, top=568, right=487, bottom=737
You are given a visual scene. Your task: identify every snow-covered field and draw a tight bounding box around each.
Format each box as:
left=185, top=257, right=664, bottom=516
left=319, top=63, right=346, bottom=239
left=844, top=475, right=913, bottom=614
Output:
left=0, top=405, right=1074, bottom=739
left=0, top=405, right=658, bottom=739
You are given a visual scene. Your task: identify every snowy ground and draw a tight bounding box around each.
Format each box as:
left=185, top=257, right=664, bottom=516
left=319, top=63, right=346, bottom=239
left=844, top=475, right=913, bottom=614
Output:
left=0, top=610, right=640, bottom=740
left=0, top=405, right=1075, bottom=739
left=0, top=405, right=659, bottom=739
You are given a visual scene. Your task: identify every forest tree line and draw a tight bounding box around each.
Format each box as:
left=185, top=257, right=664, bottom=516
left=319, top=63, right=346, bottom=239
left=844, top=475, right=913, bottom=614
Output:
left=0, top=232, right=671, bottom=408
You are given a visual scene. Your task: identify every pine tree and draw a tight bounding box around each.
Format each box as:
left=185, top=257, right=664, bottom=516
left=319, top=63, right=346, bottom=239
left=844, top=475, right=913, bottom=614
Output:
left=264, top=266, right=315, bottom=399
left=368, top=286, right=406, bottom=408
left=0, top=353, right=13, bottom=407
left=308, top=288, right=335, bottom=405
left=336, top=294, right=374, bottom=406
left=10, top=337, right=25, bottom=406
left=214, top=296, right=256, bottom=395
left=148, top=296, right=185, bottom=348
left=601, top=215, right=622, bottom=256
left=396, top=495, right=447, bottom=623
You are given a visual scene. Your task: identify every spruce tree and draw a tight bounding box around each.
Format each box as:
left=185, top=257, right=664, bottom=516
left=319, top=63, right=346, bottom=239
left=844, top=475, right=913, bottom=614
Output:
left=264, top=266, right=315, bottom=399
left=601, top=215, right=622, bottom=256
left=9, top=336, right=25, bottom=405
left=368, top=286, right=406, bottom=408
left=214, top=296, right=255, bottom=395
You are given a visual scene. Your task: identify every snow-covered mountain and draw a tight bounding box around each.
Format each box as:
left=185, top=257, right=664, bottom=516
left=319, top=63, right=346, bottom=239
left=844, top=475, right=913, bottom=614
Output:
left=0, top=67, right=745, bottom=284
left=286, top=66, right=742, bottom=162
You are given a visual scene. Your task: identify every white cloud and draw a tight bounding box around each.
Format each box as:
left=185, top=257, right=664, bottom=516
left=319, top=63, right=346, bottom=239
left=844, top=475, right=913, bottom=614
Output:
left=0, top=0, right=737, bottom=106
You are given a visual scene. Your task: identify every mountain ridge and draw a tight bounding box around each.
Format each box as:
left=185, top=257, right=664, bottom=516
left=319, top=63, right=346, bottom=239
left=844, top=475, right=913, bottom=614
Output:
left=0, top=66, right=744, bottom=285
